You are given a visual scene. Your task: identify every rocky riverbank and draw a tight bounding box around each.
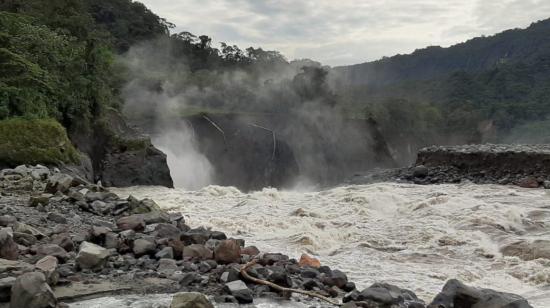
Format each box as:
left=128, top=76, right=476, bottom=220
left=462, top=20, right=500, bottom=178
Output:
left=0, top=165, right=535, bottom=307
left=349, top=144, right=550, bottom=189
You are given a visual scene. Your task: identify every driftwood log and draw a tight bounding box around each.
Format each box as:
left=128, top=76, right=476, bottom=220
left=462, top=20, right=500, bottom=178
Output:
left=239, top=258, right=342, bottom=306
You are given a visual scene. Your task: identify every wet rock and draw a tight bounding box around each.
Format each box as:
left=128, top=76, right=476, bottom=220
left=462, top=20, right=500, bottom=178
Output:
left=182, top=244, right=213, bottom=260
left=413, top=165, right=429, bottom=178
left=154, top=223, right=180, bottom=239
left=518, top=177, right=539, bottom=188
left=116, top=215, right=146, bottom=231
left=299, top=254, right=321, bottom=268
left=220, top=267, right=240, bottom=283
left=181, top=230, right=210, bottom=245
left=210, top=231, right=227, bottom=240
left=428, top=279, right=532, bottom=308
left=323, top=269, right=348, bottom=289
left=170, top=292, right=214, bottom=308
left=261, top=253, right=289, bottom=265
left=0, top=277, right=16, bottom=302
left=0, top=228, right=19, bottom=260
left=241, top=246, right=260, bottom=256
left=300, top=267, right=320, bottom=279
left=224, top=280, right=253, bottom=304
left=354, top=282, right=423, bottom=307
left=155, top=247, right=174, bottom=259
left=35, top=244, right=68, bottom=262
left=133, top=237, right=157, bottom=256
left=500, top=239, right=550, bottom=261
left=10, top=272, right=57, bottom=308
left=76, top=241, right=109, bottom=270
left=268, top=271, right=292, bottom=288
left=47, top=213, right=67, bottom=224
left=214, top=240, right=241, bottom=264
left=544, top=180, right=550, bottom=189
left=45, top=173, right=74, bottom=193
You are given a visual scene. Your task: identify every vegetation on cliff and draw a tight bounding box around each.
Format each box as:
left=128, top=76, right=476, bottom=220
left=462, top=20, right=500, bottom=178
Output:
left=0, top=118, right=79, bottom=165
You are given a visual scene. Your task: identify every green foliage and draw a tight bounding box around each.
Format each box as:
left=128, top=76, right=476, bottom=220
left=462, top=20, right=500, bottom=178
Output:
left=0, top=118, right=80, bottom=165
left=0, top=11, right=121, bottom=131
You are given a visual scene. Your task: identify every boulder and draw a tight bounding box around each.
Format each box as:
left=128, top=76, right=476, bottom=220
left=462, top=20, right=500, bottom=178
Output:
left=214, top=240, right=241, bottom=264
left=224, top=280, right=253, bottom=304
left=9, top=272, right=57, bottom=308
left=45, top=173, right=74, bottom=193
left=182, top=244, right=213, bottom=260
left=167, top=238, right=184, bottom=259
left=0, top=216, right=17, bottom=227
left=0, top=228, right=19, bottom=260
left=517, top=177, right=539, bottom=189
left=133, top=238, right=157, bottom=256
left=116, top=215, right=146, bottom=231
left=76, top=241, right=110, bottom=270
left=35, top=256, right=58, bottom=286
left=157, top=258, right=178, bottom=276
left=35, top=244, right=68, bottom=262
left=241, top=246, right=260, bottom=256
left=323, top=269, right=348, bottom=289
left=428, top=279, right=532, bottom=308
left=154, top=223, right=180, bottom=239
left=28, top=194, right=52, bottom=207
left=0, top=259, right=34, bottom=274
left=155, top=247, right=174, bottom=259
left=51, top=234, right=74, bottom=252
left=299, top=254, right=321, bottom=268
left=413, top=165, right=429, bottom=178
left=170, top=292, right=214, bottom=308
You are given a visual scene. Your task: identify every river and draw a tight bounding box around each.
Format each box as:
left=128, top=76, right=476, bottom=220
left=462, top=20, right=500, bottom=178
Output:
left=86, top=182, right=550, bottom=307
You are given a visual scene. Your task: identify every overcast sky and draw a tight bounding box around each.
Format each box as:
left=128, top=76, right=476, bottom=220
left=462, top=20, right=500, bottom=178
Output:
left=139, top=0, right=550, bottom=66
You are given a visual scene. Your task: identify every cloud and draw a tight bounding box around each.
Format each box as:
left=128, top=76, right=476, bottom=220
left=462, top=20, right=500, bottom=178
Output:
left=138, top=0, right=550, bottom=66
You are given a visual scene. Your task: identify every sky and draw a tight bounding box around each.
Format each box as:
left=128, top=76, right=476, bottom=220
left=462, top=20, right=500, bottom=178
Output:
left=139, top=0, right=550, bottom=67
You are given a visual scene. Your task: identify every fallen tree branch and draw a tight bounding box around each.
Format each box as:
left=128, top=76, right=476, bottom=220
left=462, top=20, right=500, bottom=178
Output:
left=240, top=259, right=342, bottom=306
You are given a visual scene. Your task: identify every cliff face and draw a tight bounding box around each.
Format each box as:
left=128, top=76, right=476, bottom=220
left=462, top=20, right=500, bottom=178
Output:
left=70, top=110, right=173, bottom=188
left=177, top=113, right=396, bottom=190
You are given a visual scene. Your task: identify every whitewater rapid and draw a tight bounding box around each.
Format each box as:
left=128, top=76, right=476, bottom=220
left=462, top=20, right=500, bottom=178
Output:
left=110, top=183, right=550, bottom=307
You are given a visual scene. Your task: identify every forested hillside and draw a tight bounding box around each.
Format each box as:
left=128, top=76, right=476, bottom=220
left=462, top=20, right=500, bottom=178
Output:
left=333, top=18, right=550, bottom=163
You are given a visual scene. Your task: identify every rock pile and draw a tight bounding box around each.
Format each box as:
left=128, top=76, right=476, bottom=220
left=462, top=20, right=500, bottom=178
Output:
left=0, top=165, right=534, bottom=308
left=405, top=144, right=550, bottom=187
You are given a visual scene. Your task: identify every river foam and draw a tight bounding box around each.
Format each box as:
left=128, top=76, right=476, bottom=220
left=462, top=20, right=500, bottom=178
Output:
left=112, top=183, right=550, bottom=307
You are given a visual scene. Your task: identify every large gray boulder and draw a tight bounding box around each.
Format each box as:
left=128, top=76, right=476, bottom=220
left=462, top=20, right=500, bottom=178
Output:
left=0, top=228, right=18, bottom=260
left=10, top=272, right=57, bottom=308
left=170, top=292, right=214, bottom=308
left=76, top=241, right=110, bottom=270
left=428, top=279, right=533, bottom=308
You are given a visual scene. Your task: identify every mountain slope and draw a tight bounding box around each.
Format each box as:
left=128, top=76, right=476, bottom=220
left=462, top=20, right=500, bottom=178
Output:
left=334, top=18, right=550, bottom=86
